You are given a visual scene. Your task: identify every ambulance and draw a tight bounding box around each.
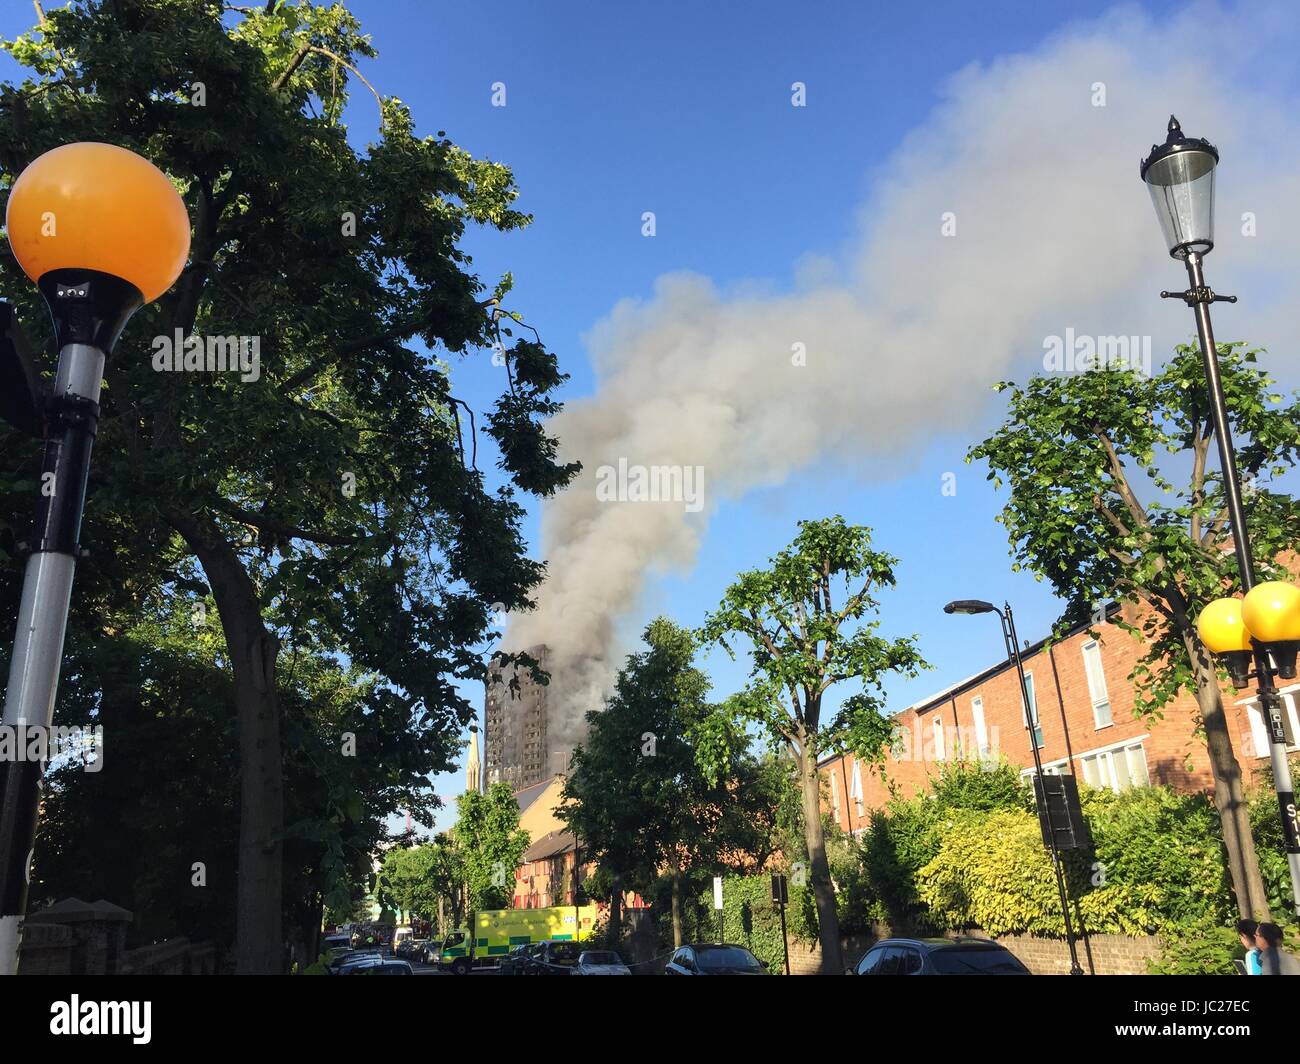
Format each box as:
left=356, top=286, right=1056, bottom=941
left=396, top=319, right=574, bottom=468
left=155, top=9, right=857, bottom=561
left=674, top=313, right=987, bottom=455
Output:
left=433, top=905, right=598, bottom=973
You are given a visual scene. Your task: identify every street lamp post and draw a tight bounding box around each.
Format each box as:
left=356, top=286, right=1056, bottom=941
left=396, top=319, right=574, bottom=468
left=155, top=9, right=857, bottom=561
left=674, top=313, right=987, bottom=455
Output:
left=0, top=142, right=190, bottom=975
left=944, top=599, right=1086, bottom=975
left=1142, top=117, right=1300, bottom=918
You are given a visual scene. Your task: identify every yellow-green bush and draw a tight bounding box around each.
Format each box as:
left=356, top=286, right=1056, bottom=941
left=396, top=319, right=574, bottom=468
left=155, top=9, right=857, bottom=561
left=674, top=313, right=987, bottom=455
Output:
left=910, top=801, right=1197, bottom=937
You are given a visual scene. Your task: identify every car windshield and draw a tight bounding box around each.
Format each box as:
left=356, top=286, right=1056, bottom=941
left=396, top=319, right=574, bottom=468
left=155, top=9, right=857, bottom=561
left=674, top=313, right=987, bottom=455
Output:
left=695, top=946, right=762, bottom=971
left=580, top=952, right=620, bottom=965
left=930, top=948, right=1028, bottom=975
left=549, top=943, right=581, bottom=961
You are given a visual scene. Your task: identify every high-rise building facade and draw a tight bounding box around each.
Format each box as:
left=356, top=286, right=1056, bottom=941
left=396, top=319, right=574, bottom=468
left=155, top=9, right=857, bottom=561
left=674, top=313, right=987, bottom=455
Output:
left=484, top=645, right=559, bottom=790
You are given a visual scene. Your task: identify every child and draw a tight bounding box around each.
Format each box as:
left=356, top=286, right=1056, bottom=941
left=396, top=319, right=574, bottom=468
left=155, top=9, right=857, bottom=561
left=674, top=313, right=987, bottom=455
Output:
left=1236, top=919, right=1262, bottom=975
left=1255, top=922, right=1300, bottom=975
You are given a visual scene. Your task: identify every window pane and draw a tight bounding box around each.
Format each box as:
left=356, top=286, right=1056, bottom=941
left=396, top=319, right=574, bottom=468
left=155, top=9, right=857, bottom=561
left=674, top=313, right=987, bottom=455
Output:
left=1126, top=744, right=1149, bottom=787
left=1247, top=702, right=1270, bottom=759
left=1110, top=749, right=1131, bottom=791
left=971, top=697, right=989, bottom=756
left=1082, top=641, right=1112, bottom=728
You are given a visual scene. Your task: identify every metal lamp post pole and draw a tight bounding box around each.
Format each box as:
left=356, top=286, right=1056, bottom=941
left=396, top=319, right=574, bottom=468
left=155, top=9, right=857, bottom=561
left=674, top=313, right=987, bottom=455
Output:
left=1000, top=602, right=1085, bottom=975
left=0, top=340, right=104, bottom=976
left=1165, top=253, right=1300, bottom=916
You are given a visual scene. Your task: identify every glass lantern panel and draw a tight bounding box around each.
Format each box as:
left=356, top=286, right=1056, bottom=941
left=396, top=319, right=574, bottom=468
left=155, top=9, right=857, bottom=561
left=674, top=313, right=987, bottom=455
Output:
left=1145, top=149, right=1215, bottom=258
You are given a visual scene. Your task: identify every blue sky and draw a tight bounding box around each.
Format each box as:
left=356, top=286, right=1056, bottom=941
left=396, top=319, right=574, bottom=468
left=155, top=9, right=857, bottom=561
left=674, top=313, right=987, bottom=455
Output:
left=7, top=1, right=1300, bottom=835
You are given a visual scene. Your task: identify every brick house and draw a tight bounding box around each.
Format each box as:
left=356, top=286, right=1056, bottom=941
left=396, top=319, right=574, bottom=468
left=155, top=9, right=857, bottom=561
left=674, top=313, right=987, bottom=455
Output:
left=819, top=602, right=1300, bottom=834
left=510, top=775, right=647, bottom=912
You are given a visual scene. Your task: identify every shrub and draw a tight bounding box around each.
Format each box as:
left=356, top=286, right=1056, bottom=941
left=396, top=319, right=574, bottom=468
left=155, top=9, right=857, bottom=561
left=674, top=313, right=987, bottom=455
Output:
left=1147, top=916, right=1240, bottom=975
left=1081, top=785, right=1232, bottom=929
left=915, top=807, right=1168, bottom=936
left=1248, top=757, right=1300, bottom=933
left=916, top=808, right=1060, bottom=935
left=693, top=874, right=817, bottom=973
left=860, top=798, right=944, bottom=930
left=930, top=758, right=1031, bottom=814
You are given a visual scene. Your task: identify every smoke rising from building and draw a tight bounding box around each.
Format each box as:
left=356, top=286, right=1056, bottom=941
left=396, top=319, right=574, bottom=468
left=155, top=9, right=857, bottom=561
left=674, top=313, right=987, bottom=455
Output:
left=506, top=3, right=1300, bottom=753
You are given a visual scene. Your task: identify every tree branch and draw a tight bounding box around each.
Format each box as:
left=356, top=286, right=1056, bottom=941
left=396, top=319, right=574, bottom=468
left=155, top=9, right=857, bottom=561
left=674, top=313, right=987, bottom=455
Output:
left=213, top=498, right=362, bottom=547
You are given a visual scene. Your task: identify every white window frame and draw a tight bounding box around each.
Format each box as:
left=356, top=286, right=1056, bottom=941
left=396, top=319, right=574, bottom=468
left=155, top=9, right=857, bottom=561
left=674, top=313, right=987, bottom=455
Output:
left=1081, top=639, right=1113, bottom=729
left=1239, top=688, right=1300, bottom=759
left=830, top=770, right=840, bottom=817
left=1018, top=755, right=1070, bottom=781
left=1021, top=672, right=1043, bottom=748
left=850, top=761, right=864, bottom=815
left=1075, top=735, right=1151, bottom=794
left=932, top=716, right=946, bottom=761
left=970, top=696, right=989, bottom=757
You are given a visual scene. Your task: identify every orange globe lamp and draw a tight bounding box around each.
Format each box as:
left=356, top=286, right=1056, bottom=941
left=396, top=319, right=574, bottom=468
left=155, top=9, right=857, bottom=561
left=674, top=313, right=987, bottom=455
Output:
left=5, top=142, right=190, bottom=350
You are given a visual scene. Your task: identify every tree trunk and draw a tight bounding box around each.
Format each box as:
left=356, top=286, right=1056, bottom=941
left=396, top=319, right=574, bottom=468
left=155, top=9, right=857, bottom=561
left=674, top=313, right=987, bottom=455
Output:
left=1184, top=629, right=1272, bottom=919
left=670, top=872, right=684, bottom=948
left=798, top=746, right=843, bottom=974
left=170, top=512, right=284, bottom=973
left=608, top=874, right=623, bottom=947
left=303, top=894, right=323, bottom=965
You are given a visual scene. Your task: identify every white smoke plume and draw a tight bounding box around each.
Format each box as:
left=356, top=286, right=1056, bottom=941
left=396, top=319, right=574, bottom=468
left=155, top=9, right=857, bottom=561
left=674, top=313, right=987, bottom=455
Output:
left=507, top=2, right=1300, bottom=751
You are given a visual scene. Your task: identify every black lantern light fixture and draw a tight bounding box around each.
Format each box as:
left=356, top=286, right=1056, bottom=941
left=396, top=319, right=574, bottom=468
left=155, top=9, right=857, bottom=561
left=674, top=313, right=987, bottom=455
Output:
left=1142, top=116, right=1300, bottom=918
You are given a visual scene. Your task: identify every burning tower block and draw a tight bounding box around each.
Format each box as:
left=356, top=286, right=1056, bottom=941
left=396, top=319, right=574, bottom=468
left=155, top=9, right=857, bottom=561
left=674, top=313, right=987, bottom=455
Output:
left=484, top=645, right=572, bottom=789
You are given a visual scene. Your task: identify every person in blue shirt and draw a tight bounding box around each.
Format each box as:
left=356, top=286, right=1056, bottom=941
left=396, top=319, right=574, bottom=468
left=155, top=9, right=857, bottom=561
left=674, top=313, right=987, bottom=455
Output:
left=1256, top=922, right=1300, bottom=975
left=1237, top=919, right=1262, bottom=975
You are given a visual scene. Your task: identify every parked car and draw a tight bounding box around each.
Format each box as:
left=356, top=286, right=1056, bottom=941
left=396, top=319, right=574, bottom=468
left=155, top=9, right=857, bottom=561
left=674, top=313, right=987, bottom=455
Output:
left=420, top=940, right=443, bottom=965
left=342, top=958, right=413, bottom=976
left=533, top=940, right=583, bottom=975
left=573, top=950, right=631, bottom=976
left=396, top=938, right=426, bottom=961
left=329, top=950, right=384, bottom=975
left=321, top=932, right=350, bottom=953
left=498, top=943, right=533, bottom=975
left=521, top=942, right=546, bottom=975
left=849, top=937, right=1030, bottom=976
left=665, top=944, right=768, bottom=975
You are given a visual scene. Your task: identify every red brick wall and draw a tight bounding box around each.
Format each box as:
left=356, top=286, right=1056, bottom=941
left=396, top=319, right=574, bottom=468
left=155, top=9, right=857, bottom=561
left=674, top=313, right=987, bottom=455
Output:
left=820, top=604, right=1272, bottom=829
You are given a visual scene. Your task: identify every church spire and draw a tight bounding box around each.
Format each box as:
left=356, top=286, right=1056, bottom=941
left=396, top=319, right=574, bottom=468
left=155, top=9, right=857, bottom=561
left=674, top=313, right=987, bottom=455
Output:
left=466, top=725, right=482, bottom=794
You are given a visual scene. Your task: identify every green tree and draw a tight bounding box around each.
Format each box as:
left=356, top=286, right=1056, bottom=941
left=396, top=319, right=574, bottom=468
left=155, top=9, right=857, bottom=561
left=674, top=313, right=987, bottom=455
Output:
left=33, top=585, right=445, bottom=966
left=1, top=0, right=576, bottom=971
left=560, top=618, right=785, bottom=948
left=697, top=517, right=927, bottom=972
left=967, top=344, right=1300, bottom=920
left=450, top=783, right=530, bottom=913
left=376, top=842, right=442, bottom=926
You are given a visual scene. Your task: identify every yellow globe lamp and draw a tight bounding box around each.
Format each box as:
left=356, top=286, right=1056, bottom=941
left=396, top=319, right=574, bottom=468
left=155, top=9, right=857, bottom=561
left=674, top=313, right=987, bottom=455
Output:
left=1197, top=597, right=1253, bottom=654
left=5, top=142, right=190, bottom=351
left=1198, top=597, right=1255, bottom=689
left=1241, top=581, right=1300, bottom=679
left=1241, top=581, right=1300, bottom=644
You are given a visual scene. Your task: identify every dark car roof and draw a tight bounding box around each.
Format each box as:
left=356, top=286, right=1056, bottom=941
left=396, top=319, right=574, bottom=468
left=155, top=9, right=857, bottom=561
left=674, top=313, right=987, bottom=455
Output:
left=873, top=937, right=1008, bottom=951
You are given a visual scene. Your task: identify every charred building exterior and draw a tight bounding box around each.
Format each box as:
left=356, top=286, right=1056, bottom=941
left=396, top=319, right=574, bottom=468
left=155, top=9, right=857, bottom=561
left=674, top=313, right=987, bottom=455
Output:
left=484, top=645, right=567, bottom=790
